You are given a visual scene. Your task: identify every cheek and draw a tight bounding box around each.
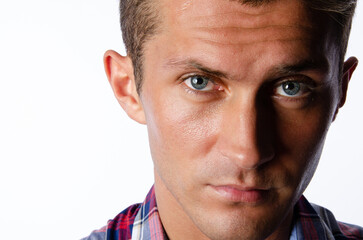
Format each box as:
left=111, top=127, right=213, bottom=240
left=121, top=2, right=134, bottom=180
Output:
left=277, top=84, right=336, bottom=150
left=273, top=90, right=337, bottom=192
left=142, top=89, right=222, bottom=179
left=277, top=108, right=329, bottom=155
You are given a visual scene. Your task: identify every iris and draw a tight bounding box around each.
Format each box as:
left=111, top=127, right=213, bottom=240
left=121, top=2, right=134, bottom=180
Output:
left=282, top=81, right=301, bottom=96
left=191, top=76, right=209, bottom=90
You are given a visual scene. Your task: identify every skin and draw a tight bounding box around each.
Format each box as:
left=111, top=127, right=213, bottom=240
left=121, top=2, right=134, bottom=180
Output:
left=104, top=0, right=358, bottom=239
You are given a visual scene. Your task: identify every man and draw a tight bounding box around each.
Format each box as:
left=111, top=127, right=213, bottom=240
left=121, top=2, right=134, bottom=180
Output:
left=83, top=0, right=362, bottom=239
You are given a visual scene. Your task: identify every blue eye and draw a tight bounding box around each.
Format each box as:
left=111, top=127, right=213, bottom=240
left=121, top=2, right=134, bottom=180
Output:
left=184, top=76, right=214, bottom=91
left=282, top=81, right=300, bottom=95
left=276, top=81, right=309, bottom=97
left=191, top=76, right=209, bottom=90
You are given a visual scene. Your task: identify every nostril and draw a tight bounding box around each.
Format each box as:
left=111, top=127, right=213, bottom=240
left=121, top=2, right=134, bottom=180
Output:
left=220, top=146, right=274, bottom=170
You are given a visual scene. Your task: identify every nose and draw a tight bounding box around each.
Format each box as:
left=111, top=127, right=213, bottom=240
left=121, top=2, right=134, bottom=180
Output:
left=218, top=96, right=275, bottom=170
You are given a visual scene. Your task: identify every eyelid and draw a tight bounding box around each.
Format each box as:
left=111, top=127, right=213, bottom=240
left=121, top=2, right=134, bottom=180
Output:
left=275, top=77, right=316, bottom=89
left=181, top=74, right=224, bottom=91
left=184, top=75, right=213, bottom=91
left=268, top=77, right=317, bottom=110
left=274, top=76, right=317, bottom=87
left=272, top=76, right=316, bottom=97
left=181, top=73, right=216, bottom=83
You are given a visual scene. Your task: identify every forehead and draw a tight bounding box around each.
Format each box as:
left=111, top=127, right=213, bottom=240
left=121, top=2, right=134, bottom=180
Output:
left=160, top=0, right=315, bottom=36
left=145, top=0, right=337, bottom=82
left=167, top=0, right=308, bottom=24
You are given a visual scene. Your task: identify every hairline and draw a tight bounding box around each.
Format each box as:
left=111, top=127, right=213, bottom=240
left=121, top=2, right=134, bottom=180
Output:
left=128, top=0, right=352, bottom=94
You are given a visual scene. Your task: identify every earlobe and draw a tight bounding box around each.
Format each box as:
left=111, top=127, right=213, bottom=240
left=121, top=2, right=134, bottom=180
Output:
left=332, top=57, right=358, bottom=121
left=103, top=50, right=146, bottom=124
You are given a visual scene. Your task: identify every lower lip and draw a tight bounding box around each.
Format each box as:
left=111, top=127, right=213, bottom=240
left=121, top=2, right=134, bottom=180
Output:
left=211, top=186, right=269, bottom=203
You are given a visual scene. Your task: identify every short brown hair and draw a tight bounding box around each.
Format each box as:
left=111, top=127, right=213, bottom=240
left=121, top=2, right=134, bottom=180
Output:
left=119, top=0, right=357, bottom=93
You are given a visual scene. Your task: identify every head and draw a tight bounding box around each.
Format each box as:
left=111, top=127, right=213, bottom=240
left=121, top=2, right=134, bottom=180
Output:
left=119, top=0, right=357, bottom=94
left=104, top=0, right=358, bottom=239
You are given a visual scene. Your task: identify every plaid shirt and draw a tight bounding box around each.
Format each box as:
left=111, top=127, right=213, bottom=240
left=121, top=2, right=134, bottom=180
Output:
left=82, top=186, right=363, bottom=240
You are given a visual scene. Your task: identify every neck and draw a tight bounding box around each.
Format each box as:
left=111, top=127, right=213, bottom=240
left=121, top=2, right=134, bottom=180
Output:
left=265, top=210, right=294, bottom=240
left=154, top=170, right=210, bottom=240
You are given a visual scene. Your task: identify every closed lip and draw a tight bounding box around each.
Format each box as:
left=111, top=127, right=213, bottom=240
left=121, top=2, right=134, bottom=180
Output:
left=213, top=184, right=269, bottom=191
left=210, top=184, right=270, bottom=203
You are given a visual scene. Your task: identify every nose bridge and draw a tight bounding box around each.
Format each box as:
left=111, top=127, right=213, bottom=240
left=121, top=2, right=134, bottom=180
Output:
left=219, top=93, right=274, bottom=169
left=230, top=95, right=259, bottom=149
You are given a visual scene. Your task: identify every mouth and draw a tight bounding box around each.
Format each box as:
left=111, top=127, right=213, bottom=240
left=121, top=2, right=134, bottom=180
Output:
left=210, top=184, right=271, bottom=204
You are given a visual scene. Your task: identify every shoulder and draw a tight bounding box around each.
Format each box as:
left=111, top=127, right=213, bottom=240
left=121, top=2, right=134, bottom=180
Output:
left=80, top=203, right=142, bottom=240
left=311, top=202, right=363, bottom=239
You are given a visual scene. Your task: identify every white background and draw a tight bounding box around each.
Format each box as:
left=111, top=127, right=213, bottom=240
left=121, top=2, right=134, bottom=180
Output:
left=0, top=1, right=362, bottom=239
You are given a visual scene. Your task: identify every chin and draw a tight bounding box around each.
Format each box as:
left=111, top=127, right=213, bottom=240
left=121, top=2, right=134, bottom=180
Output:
left=197, top=216, right=275, bottom=240
left=190, top=201, right=291, bottom=240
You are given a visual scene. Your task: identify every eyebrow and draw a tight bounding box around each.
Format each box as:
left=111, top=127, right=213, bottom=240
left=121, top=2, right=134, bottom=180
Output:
left=267, top=58, right=329, bottom=78
left=163, top=57, right=329, bottom=80
left=163, top=58, right=230, bottom=79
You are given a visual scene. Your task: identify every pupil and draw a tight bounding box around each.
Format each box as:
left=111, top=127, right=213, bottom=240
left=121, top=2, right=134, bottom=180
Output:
left=286, top=83, right=294, bottom=90
left=282, top=82, right=300, bottom=95
left=194, top=77, right=203, bottom=85
left=191, top=76, right=208, bottom=90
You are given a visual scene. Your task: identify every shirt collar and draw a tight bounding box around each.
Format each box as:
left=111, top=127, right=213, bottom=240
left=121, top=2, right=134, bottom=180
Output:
left=131, top=186, right=169, bottom=240
left=290, top=195, right=330, bottom=240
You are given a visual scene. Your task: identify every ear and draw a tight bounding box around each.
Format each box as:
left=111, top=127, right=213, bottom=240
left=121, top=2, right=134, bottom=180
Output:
left=104, top=50, right=146, bottom=124
left=333, top=56, right=358, bottom=121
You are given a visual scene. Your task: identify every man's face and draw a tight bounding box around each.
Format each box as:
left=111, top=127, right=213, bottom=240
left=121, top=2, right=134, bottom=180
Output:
left=139, top=0, right=341, bottom=239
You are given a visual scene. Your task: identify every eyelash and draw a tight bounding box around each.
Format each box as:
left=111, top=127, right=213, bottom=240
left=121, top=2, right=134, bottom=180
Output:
left=274, top=78, right=316, bottom=96
left=269, top=78, right=318, bottom=108
left=181, top=75, right=224, bottom=96
left=180, top=74, right=317, bottom=103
